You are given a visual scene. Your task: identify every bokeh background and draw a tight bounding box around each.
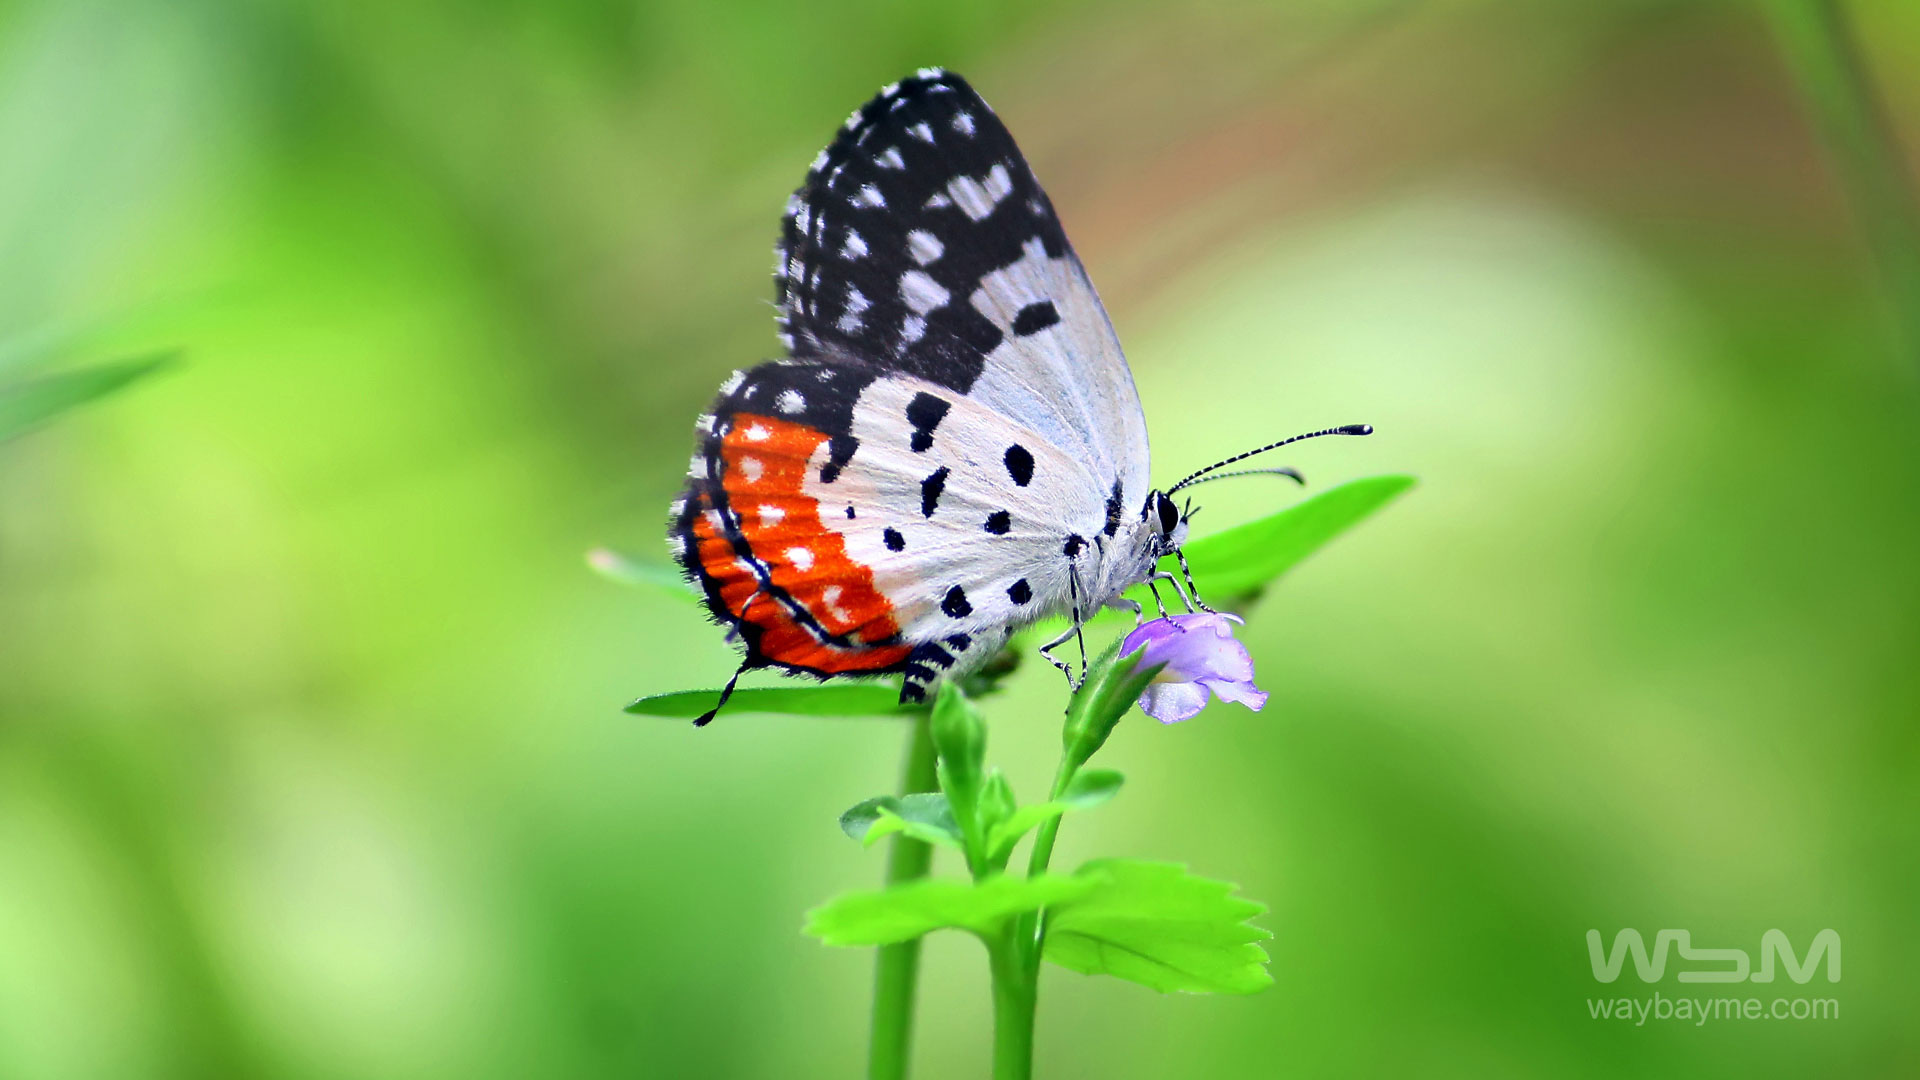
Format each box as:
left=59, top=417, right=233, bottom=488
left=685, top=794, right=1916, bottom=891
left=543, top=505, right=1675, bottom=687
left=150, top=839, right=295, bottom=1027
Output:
left=3, top=1, right=1917, bottom=1076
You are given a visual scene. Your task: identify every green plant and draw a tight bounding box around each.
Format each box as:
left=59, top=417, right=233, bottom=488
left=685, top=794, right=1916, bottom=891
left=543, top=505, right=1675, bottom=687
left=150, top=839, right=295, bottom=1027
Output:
left=617, top=474, right=1412, bottom=1078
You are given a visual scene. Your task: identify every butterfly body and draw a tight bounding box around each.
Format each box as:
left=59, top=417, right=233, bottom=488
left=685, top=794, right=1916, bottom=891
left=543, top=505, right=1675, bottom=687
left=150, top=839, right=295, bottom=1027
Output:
left=671, top=70, right=1193, bottom=718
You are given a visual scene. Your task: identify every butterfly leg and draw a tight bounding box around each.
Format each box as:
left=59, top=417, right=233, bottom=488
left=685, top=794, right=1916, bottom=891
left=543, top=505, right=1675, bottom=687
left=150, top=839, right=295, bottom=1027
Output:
left=1174, top=549, right=1219, bottom=615
left=1146, top=578, right=1171, bottom=619
left=1150, top=570, right=1198, bottom=613
left=1037, top=623, right=1082, bottom=688
left=1038, top=568, right=1091, bottom=690
left=1108, top=596, right=1146, bottom=625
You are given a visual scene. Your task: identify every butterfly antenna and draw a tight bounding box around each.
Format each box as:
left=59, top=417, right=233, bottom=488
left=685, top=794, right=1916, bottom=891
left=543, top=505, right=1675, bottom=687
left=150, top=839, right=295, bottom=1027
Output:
left=1175, top=466, right=1306, bottom=489
left=1166, top=425, right=1372, bottom=495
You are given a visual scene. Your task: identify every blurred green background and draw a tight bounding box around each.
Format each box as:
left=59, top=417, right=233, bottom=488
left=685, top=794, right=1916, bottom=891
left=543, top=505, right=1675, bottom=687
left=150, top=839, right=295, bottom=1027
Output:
left=3, top=1, right=1917, bottom=1076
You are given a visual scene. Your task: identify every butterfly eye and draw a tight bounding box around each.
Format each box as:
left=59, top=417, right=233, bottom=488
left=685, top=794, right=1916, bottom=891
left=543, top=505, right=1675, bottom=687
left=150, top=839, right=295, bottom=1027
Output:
left=1154, top=492, right=1180, bottom=535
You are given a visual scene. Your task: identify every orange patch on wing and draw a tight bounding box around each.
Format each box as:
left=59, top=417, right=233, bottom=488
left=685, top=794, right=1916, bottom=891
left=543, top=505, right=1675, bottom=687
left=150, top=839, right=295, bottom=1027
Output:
left=693, top=414, right=908, bottom=674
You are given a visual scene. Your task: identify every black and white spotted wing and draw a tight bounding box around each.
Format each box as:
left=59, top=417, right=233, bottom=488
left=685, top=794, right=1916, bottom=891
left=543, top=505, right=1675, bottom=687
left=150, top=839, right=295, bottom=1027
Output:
left=773, top=69, right=1150, bottom=512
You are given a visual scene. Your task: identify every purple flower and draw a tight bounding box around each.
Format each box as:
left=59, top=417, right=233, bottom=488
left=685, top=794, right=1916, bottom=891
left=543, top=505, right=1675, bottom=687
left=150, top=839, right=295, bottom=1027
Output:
left=1119, top=613, right=1268, bottom=724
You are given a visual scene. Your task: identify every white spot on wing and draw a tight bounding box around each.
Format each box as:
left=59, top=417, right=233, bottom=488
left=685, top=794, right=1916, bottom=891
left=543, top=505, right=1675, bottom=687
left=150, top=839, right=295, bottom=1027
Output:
left=877, top=147, right=905, bottom=170
left=900, top=270, right=949, bottom=315
left=759, top=503, right=785, bottom=526
left=744, top=423, right=770, bottom=442
left=908, top=122, right=935, bottom=144
left=821, top=584, right=852, bottom=623
left=810, top=148, right=831, bottom=174
left=907, top=230, right=943, bottom=265
left=842, top=229, right=868, bottom=259
left=740, top=457, right=765, bottom=483
left=952, top=111, right=975, bottom=136
left=785, top=546, right=815, bottom=571
left=925, top=192, right=951, bottom=210
left=854, top=184, right=886, bottom=209
left=837, top=286, right=870, bottom=333
left=899, top=315, right=927, bottom=348
left=916, top=67, right=944, bottom=79
left=719, top=370, right=746, bottom=394
left=949, top=163, right=1013, bottom=221
left=776, top=389, right=805, bottom=414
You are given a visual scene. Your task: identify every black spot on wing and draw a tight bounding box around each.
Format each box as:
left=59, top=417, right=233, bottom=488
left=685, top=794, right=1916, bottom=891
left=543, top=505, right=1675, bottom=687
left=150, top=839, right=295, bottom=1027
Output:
left=941, top=585, right=972, bottom=618
left=1103, top=479, right=1124, bottom=537
left=905, top=391, right=949, bottom=452
left=984, top=510, right=1011, bottom=534
left=1007, top=579, right=1031, bottom=605
left=1063, top=534, right=1084, bottom=558
left=821, top=434, right=859, bottom=483
left=920, top=466, right=949, bottom=517
left=883, top=527, right=906, bottom=551
left=1004, top=444, right=1034, bottom=486
left=1011, top=301, right=1059, bottom=336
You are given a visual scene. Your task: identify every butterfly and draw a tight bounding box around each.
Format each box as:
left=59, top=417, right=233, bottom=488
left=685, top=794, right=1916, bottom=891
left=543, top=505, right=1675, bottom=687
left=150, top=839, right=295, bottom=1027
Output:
left=671, top=69, right=1368, bottom=724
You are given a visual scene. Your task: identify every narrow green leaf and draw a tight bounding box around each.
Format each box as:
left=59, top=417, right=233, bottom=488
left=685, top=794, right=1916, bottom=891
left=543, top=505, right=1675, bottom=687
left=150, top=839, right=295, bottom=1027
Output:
left=1169, top=474, right=1414, bottom=598
left=1061, top=643, right=1163, bottom=771
left=930, top=683, right=990, bottom=872
left=839, top=793, right=962, bottom=850
left=625, top=684, right=915, bottom=718
left=585, top=546, right=700, bottom=602
left=1044, top=859, right=1273, bottom=994
left=0, top=352, right=175, bottom=440
left=804, top=874, right=1097, bottom=947
left=985, top=770, right=1125, bottom=862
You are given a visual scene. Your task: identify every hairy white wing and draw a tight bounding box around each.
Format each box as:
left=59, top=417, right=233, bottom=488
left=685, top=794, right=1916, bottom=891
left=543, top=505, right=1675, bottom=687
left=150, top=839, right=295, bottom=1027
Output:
left=809, top=373, right=1107, bottom=641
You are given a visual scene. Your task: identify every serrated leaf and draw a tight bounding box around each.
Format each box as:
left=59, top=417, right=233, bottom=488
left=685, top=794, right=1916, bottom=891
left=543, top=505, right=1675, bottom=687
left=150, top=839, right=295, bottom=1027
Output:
left=586, top=546, right=700, bottom=602
left=1172, top=474, right=1414, bottom=598
left=804, top=874, right=1097, bottom=947
left=0, top=352, right=175, bottom=440
left=985, top=770, right=1124, bottom=862
left=839, top=793, right=961, bottom=850
left=625, top=684, right=915, bottom=718
left=1044, top=859, right=1273, bottom=994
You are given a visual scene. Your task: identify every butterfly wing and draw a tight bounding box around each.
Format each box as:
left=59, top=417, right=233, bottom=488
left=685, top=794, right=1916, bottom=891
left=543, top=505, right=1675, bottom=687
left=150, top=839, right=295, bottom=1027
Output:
left=675, top=70, right=1152, bottom=709
left=775, top=69, right=1150, bottom=517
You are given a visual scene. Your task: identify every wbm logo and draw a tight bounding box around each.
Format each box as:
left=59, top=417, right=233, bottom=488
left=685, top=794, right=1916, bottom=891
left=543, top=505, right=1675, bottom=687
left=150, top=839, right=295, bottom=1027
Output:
left=1586, top=930, right=1841, bottom=984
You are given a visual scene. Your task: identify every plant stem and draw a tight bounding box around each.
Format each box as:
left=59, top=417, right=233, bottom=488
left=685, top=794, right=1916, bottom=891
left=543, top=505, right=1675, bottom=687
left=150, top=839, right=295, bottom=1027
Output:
left=1023, top=756, right=1077, bottom=885
left=867, top=713, right=939, bottom=1080
left=1766, top=0, right=1920, bottom=371
left=987, top=931, right=1036, bottom=1080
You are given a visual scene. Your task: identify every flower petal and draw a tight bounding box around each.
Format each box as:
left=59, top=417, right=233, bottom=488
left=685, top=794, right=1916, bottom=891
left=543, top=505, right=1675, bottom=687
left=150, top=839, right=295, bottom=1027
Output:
left=1137, top=681, right=1211, bottom=724
left=1202, top=677, right=1267, bottom=711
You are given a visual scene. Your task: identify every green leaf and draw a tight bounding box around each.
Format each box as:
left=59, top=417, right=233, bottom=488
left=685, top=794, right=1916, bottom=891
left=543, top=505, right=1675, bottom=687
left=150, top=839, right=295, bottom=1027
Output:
left=805, top=874, right=1097, bottom=947
left=985, top=769, right=1124, bottom=862
left=839, top=793, right=962, bottom=850
left=1172, top=474, right=1415, bottom=598
left=624, top=684, right=915, bottom=718
left=1044, top=859, right=1273, bottom=994
left=1061, top=642, right=1164, bottom=771
left=979, top=768, right=1017, bottom=832
left=585, top=546, right=700, bottom=602
left=930, top=683, right=990, bottom=871
left=0, top=352, right=175, bottom=441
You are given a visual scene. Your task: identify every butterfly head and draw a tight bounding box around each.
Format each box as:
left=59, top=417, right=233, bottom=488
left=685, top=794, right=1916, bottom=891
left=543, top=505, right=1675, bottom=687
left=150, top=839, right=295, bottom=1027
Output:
left=1144, top=489, right=1190, bottom=555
